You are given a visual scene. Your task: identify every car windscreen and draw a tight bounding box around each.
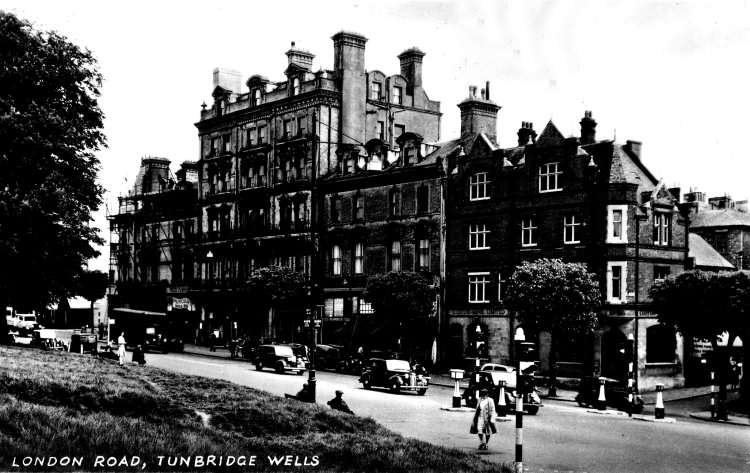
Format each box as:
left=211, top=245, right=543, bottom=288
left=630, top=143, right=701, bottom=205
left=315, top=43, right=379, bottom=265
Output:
left=273, top=346, right=295, bottom=357
left=385, top=360, right=411, bottom=371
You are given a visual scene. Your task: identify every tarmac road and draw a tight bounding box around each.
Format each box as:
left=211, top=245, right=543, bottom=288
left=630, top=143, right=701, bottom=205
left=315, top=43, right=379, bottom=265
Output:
left=144, top=351, right=749, bottom=472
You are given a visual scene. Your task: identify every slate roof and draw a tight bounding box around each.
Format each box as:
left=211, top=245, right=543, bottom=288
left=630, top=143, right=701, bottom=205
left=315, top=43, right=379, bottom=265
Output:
left=689, top=234, right=735, bottom=269
left=691, top=208, right=750, bottom=228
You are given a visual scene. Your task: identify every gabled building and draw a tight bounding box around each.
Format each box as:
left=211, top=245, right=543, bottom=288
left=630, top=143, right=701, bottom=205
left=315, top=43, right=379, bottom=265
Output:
left=684, top=192, right=750, bottom=271
left=443, top=91, right=690, bottom=389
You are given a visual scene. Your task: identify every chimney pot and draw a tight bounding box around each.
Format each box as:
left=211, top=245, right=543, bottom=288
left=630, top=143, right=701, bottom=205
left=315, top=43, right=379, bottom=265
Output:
left=486, top=81, right=490, bottom=100
left=480, top=88, right=486, bottom=99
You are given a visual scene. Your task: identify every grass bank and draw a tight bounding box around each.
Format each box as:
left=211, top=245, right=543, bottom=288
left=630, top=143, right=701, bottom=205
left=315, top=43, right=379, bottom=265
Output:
left=0, top=346, right=509, bottom=472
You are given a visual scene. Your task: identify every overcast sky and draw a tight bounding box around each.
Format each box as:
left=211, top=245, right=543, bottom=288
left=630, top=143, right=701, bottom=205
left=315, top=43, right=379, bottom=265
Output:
left=5, top=0, right=750, bottom=272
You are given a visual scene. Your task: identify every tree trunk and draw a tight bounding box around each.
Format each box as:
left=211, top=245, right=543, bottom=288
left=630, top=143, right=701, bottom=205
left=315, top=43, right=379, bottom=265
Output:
left=548, top=334, right=558, bottom=397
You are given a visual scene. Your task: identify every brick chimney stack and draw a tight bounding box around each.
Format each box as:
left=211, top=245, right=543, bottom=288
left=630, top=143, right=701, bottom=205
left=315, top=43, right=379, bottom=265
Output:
left=398, top=47, right=425, bottom=94
left=580, top=110, right=597, bottom=145
left=517, top=121, right=537, bottom=146
left=458, top=83, right=501, bottom=144
left=286, top=41, right=315, bottom=71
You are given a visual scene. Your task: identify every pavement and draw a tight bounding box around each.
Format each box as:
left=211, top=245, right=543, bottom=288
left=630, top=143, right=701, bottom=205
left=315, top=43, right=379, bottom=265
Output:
left=181, top=343, right=748, bottom=427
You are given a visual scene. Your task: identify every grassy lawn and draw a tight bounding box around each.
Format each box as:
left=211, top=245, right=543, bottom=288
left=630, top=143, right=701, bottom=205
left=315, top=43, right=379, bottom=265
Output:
left=0, top=346, right=510, bottom=472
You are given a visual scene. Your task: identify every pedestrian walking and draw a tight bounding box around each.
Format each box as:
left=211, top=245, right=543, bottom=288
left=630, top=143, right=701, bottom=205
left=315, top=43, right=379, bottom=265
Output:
left=117, top=332, right=126, bottom=366
left=327, top=390, right=354, bottom=414
left=470, top=388, right=497, bottom=450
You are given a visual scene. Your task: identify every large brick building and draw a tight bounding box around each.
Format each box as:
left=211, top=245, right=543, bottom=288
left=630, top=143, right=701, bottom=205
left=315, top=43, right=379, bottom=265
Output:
left=111, top=32, right=443, bottom=347
left=440, top=91, right=690, bottom=389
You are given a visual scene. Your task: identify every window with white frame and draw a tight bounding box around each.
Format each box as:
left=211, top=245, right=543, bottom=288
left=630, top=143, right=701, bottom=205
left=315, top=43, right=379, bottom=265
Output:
left=469, top=172, right=489, bottom=201
left=358, top=299, right=374, bottom=314
left=393, top=86, right=402, bottom=105
left=607, top=205, right=628, bottom=243
left=469, top=224, right=490, bottom=250
left=564, top=214, right=581, bottom=244
left=521, top=217, right=537, bottom=247
left=390, top=241, right=401, bottom=272
left=653, top=213, right=671, bottom=246
left=354, top=242, right=364, bottom=274
left=377, top=121, right=385, bottom=140
left=325, top=298, right=344, bottom=318
left=607, top=262, right=627, bottom=303
left=418, top=239, right=430, bottom=271
left=538, top=162, right=562, bottom=192
left=468, top=272, right=490, bottom=303
left=332, top=245, right=342, bottom=275
left=371, top=82, right=382, bottom=100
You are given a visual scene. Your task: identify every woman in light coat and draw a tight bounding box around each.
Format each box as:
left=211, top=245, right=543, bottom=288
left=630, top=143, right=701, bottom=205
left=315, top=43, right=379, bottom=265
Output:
left=117, top=332, right=126, bottom=366
left=470, top=388, right=497, bottom=450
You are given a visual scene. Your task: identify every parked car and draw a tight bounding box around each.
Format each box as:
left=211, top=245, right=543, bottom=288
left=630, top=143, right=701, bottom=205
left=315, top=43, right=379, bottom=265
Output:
left=283, top=343, right=310, bottom=367
left=254, top=344, right=306, bottom=374
left=315, top=344, right=342, bottom=370
left=575, top=376, right=644, bottom=413
left=15, top=313, right=40, bottom=334
left=31, top=329, right=64, bottom=351
left=462, top=368, right=543, bottom=415
left=359, top=358, right=429, bottom=395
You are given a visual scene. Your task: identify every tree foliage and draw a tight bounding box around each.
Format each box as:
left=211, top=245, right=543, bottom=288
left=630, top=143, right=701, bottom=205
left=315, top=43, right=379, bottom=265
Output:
left=246, top=266, right=307, bottom=308
left=505, top=259, right=601, bottom=338
left=650, top=270, right=750, bottom=403
left=0, top=12, right=105, bottom=322
left=363, top=272, right=437, bottom=353
left=75, top=269, right=109, bottom=308
left=363, top=271, right=436, bottom=323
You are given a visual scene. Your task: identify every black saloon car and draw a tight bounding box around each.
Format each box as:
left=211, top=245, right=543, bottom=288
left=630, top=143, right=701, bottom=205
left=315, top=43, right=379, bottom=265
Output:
left=359, top=358, right=429, bottom=395
left=254, top=344, right=306, bottom=374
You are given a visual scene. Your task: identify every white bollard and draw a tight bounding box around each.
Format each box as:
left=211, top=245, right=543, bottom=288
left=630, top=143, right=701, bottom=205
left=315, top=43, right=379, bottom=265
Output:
left=498, top=380, right=507, bottom=417
left=597, top=377, right=607, bottom=410
left=655, top=383, right=665, bottom=419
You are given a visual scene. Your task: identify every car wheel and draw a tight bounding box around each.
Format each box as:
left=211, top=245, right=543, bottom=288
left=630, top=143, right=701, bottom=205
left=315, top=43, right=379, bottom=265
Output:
left=418, top=388, right=427, bottom=396
left=526, top=405, right=540, bottom=415
left=255, top=361, right=263, bottom=371
left=390, top=381, right=400, bottom=393
left=297, top=369, right=305, bottom=376
left=275, top=363, right=285, bottom=374
left=575, top=395, right=588, bottom=408
left=362, top=377, right=371, bottom=390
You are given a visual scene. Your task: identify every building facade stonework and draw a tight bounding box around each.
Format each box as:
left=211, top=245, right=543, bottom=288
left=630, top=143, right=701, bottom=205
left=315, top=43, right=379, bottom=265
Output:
left=110, top=33, right=695, bottom=389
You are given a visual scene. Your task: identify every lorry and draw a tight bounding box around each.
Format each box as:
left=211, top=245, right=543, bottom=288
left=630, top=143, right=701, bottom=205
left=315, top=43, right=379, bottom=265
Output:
left=110, top=308, right=183, bottom=353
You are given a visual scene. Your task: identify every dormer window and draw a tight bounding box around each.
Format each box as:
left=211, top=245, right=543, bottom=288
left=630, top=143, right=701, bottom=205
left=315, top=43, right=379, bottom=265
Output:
left=251, top=88, right=261, bottom=106
left=371, top=82, right=382, bottom=100
left=292, top=77, right=300, bottom=96
left=392, top=86, right=403, bottom=105
left=404, top=146, right=416, bottom=166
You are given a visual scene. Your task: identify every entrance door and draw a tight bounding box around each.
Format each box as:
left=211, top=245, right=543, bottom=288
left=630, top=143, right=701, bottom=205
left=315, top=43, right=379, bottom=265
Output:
left=601, top=329, right=627, bottom=380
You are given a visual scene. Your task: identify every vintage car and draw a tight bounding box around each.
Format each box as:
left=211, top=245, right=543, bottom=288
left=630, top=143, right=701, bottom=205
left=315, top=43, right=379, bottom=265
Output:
left=359, top=358, right=429, bottom=395
left=31, top=329, right=65, bottom=351
left=313, top=344, right=342, bottom=370
left=254, top=344, right=306, bottom=374
left=69, top=332, right=98, bottom=354
left=462, top=368, right=542, bottom=415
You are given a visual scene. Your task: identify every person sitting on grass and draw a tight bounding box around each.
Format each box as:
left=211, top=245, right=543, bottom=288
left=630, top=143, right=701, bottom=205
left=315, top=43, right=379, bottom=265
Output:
left=132, top=344, right=146, bottom=365
left=295, top=382, right=313, bottom=402
left=327, top=390, right=353, bottom=414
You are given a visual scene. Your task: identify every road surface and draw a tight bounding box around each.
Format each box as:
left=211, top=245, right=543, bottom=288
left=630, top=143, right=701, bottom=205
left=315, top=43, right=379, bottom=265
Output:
left=144, top=352, right=748, bottom=473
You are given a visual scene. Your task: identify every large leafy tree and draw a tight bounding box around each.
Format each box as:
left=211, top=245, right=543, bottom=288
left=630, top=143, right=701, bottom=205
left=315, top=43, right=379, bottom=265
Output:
left=363, top=271, right=436, bottom=356
left=505, top=259, right=601, bottom=393
left=650, top=270, right=749, bottom=410
left=75, top=269, right=109, bottom=325
left=0, top=12, right=105, bottom=340
left=246, top=266, right=307, bottom=308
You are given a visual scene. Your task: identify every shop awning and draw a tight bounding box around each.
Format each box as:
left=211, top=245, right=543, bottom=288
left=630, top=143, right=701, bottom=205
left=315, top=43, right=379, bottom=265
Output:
left=112, top=308, right=167, bottom=318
